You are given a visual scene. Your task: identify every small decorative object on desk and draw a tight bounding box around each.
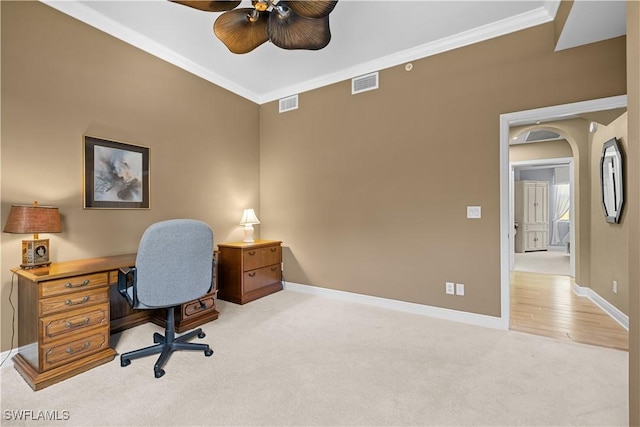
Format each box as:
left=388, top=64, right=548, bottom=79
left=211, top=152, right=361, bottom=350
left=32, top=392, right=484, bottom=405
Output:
left=3, top=201, right=62, bottom=268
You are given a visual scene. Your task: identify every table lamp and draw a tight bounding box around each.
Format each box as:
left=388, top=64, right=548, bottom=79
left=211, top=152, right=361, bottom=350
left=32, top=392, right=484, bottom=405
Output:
left=3, top=201, right=62, bottom=268
left=239, top=208, right=260, bottom=243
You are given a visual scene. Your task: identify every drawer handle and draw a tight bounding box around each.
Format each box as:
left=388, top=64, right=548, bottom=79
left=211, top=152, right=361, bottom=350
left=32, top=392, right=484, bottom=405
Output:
left=248, top=272, right=256, bottom=277
left=248, top=251, right=256, bottom=256
left=65, top=318, right=90, bottom=329
left=270, top=266, right=278, bottom=272
left=65, top=279, right=90, bottom=288
left=65, top=296, right=90, bottom=306
left=66, top=341, right=90, bottom=355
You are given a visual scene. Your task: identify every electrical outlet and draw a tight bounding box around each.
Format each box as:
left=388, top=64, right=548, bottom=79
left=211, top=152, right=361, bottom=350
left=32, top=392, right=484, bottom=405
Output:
left=613, top=280, right=618, bottom=294
left=445, top=282, right=455, bottom=295
left=456, top=283, right=465, bottom=296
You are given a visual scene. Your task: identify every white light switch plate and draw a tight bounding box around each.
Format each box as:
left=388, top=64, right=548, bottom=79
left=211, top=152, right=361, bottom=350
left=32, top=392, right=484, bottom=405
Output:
left=467, top=206, right=481, bottom=219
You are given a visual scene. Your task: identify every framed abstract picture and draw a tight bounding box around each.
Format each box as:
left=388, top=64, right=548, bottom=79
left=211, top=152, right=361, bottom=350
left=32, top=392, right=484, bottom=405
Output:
left=83, top=135, right=150, bottom=209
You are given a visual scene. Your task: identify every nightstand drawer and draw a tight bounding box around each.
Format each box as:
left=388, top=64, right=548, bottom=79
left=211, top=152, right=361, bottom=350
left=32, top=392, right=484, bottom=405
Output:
left=41, top=273, right=109, bottom=298
left=244, top=264, right=281, bottom=293
left=41, top=303, right=110, bottom=343
left=40, top=288, right=109, bottom=316
left=243, top=246, right=281, bottom=271
left=41, top=326, right=110, bottom=371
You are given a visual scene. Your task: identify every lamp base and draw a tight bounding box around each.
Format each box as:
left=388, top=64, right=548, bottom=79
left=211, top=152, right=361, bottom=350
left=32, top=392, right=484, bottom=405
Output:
left=21, top=238, right=51, bottom=269
left=243, top=225, right=255, bottom=243
left=20, top=261, right=52, bottom=270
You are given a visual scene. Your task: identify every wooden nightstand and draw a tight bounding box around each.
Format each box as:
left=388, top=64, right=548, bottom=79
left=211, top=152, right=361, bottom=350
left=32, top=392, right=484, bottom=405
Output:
left=217, top=240, right=282, bottom=304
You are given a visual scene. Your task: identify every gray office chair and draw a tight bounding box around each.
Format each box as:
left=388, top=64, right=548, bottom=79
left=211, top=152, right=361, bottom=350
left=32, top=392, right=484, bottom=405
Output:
left=118, top=219, right=214, bottom=378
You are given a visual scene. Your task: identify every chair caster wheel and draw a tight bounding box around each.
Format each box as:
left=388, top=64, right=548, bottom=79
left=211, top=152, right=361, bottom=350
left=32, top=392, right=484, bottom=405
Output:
left=198, top=332, right=206, bottom=339
left=154, top=368, right=165, bottom=378
left=121, top=359, right=131, bottom=367
left=205, top=349, right=213, bottom=357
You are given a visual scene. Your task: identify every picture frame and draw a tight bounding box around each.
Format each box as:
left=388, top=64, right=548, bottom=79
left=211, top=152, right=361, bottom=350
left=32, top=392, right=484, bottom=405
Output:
left=83, top=135, right=150, bottom=209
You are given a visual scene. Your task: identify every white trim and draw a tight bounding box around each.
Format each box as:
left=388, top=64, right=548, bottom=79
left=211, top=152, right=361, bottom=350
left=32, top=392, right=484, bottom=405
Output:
left=40, top=0, right=261, bottom=104
left=500, top=95, right=628, bottom=330
left=573, top=283, right=629, bottom=330
left=259, top=6, right=554, bottom=104
left=283, top=282, right=503, bottom=330
left=40, top=1, right=556, bottom=105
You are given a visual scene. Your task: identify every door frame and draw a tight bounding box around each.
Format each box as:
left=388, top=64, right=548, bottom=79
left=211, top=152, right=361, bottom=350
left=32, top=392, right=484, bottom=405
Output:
left=499, top=95, right=627, bottom=329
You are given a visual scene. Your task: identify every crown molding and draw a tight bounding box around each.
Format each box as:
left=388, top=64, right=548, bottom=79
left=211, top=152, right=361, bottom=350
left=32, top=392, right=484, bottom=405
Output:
left=41, top=1, right=557, bottom=106
left=40, top=0, right=262, bottom=104
left=258, top=5, right=557, bottom=104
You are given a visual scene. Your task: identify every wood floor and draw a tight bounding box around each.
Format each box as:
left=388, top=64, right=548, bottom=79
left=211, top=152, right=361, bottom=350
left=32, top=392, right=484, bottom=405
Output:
left=510, top=271, right=628, bottom=351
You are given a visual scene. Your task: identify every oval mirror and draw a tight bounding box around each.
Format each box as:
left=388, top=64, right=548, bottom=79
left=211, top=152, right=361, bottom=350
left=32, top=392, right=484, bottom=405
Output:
left=600, top=137, right=624, bottom=223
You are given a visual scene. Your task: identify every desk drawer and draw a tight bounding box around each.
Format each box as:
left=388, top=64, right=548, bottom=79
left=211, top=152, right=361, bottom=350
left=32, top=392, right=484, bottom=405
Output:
left=40, top=288, right=109, bottom=316
left=40, top=303, right=110, bottom=344
left=244, top=264, right=281, bottom=293
left=243, top=246, right=281, bottom=271
left=41, top=273, right=109, bottom=298
left=181, top=291, right=216, bottom=320
left=41, top=326, right=110, bottom=371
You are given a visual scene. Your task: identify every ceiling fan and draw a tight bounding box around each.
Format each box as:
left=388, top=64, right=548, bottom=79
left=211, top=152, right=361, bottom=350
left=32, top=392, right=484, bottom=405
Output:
left=171, top=1, right=339, bottom=54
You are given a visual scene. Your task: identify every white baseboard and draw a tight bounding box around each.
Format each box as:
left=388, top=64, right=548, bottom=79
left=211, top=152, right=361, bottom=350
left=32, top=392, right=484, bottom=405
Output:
left=283, top=281, right=505, bottom=330
left=573, top=283, right=629, bottom=330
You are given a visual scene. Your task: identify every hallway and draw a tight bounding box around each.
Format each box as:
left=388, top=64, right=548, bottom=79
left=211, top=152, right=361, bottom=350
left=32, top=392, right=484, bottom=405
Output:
left=510, top=271, right=628, bottom=351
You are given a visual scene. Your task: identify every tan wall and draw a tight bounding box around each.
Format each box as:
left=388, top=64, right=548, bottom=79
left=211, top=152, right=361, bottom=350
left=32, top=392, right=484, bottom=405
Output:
left=627, top=1, right=640, bottom=423
left=0, top=2, right=260, bottom=351
left=590, top=113, right=629, bottom=315
left=509, top=140, right=573, bottom=162
left=259, top=23, right=626, bottom=317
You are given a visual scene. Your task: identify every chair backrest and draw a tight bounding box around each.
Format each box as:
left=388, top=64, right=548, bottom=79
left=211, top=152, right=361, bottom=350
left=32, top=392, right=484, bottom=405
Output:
left=135, top=219, right=213, bottom=308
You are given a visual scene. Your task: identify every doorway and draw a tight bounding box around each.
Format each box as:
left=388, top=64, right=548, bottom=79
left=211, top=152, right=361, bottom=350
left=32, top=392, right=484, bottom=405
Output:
left=498, top=95, right=628, bottom=329
left=510, top=157, right=574, bottom=277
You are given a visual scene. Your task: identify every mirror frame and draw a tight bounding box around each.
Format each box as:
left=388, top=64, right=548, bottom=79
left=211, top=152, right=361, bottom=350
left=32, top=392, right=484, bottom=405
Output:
left=599, top=137, right=624, bottom=224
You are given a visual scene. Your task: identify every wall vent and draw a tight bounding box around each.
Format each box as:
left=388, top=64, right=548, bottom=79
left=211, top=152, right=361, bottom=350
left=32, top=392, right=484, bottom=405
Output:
left=279, top=95, right=298, bottom=113
left=352, top=72, right=379, bottom=94
left=525, top=130, right=561, bottom=143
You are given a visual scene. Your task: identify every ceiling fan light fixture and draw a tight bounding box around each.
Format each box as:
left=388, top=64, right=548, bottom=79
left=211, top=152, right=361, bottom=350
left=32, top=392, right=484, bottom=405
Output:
left=268, top=12, right=331, bottom=50
left=214, top=8, right=269, bottom=54
left=253, top=0, right=270, bottom=12
left=172, top=0, right=338, bottom=53
left=171, top=1, right=241, bottom=12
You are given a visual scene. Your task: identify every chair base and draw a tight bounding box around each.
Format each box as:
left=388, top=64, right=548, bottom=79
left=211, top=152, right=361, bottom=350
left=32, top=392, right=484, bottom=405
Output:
left=120, top=308, right=213, bottom=378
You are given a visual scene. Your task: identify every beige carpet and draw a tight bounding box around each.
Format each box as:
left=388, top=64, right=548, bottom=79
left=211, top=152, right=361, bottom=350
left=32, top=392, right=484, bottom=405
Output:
left=513, top=249, right=570, bottom=276
left=0, top=289, right=628, bottom=426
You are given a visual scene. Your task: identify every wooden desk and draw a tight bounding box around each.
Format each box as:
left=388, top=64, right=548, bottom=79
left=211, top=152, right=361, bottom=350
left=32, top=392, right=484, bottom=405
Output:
left=11, top=253, right=218, bottom=390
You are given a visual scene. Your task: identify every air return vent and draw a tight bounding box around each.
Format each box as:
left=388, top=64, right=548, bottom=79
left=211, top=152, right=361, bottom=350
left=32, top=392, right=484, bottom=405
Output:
left=525, top=130, right=561, bottom=143
left=279, top=95, right=298, bottom=113
left=352, top=72, right=379, bottom=94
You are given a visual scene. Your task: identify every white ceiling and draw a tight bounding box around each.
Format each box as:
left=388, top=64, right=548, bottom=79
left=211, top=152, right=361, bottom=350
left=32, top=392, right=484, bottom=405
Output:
left=42, top=0, right=626, bottom=105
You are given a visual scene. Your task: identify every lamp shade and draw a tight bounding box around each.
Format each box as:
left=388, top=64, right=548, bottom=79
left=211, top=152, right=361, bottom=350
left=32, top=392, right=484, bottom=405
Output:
left=3, top=204, right=62, bottom=234
left=239, top=208, right=260, bottom=225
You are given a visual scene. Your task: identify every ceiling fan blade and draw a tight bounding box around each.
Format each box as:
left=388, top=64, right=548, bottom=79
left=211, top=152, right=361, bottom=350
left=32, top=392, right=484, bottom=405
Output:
left=214, top=9, right=269, bottom=54
left=170, top=1, right=241, bottom=12
left=268, top=12, right=331, bottom=50
left=281, top=1, right=338, bottom=19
